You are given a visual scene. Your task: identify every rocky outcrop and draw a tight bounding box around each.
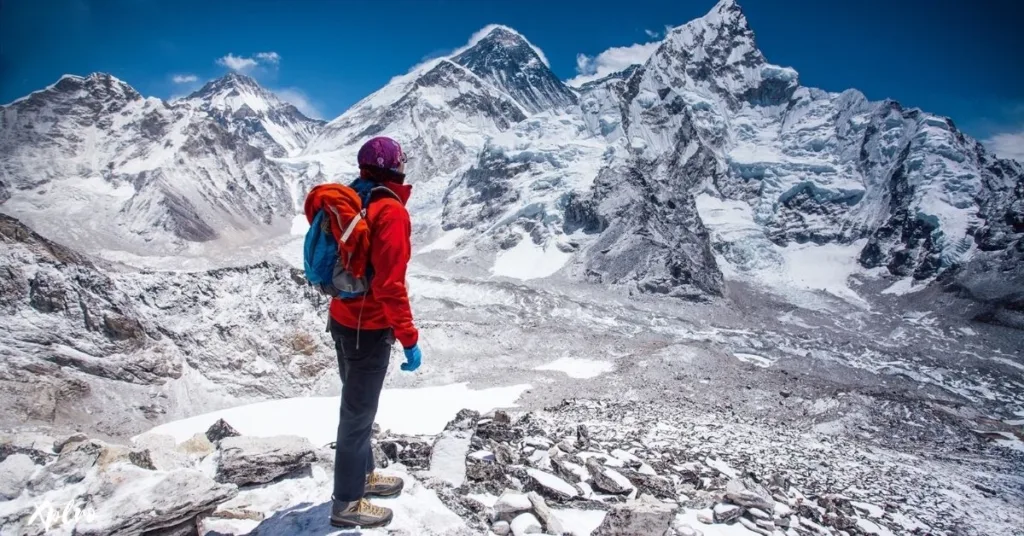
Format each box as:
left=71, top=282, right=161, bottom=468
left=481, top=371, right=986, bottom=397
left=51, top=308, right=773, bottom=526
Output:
left=215, top=436, right=317, bottom=486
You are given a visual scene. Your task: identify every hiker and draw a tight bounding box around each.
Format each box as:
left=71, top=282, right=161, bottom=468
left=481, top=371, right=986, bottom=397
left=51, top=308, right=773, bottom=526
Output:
left=304, top=136, right=422, bottom=528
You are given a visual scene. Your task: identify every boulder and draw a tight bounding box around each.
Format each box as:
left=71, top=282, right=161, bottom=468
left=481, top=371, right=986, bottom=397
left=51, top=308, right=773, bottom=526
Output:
left=133, top=433, right=191, bottom=471
left=619, top=468, right=675, bottom=499
left=0, top=432, right=56, bottom=465
left=586, top=458, right=634, bottom=495
left=492, top=520, right=512, bottom=535
left=215, top=436, right=316, bottom=486
left=527, top=491, right=568, bottom=535
left=379, top=436, right=433, bottom=469
left=525, top=468, right=579, bottom=501
left=205, top=419, right=241, bottom=443
left=713, top=503, right=742, bottom=523
left=176, top=433, right=214, bottom=458
left=593, top=499, right=679, bottom=536
left=53, top=433, right=88, bottom=454
left=510, top=512, right=542, bottom=536
left=724, top=477, right=773, bottom=512
left=494, top=491, right=533, bottom=518
left=71, top=465, right=237, bottom=535
left=0, top=453, right=36, bottom=500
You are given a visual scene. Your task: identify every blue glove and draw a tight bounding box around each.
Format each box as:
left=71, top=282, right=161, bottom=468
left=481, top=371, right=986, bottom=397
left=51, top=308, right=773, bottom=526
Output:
left=401, top=345, right=422, bottom=372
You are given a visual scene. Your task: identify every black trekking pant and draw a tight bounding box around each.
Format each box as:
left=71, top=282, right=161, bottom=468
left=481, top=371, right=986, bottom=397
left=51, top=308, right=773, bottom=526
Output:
left=329, top=318, right=393, bottom=502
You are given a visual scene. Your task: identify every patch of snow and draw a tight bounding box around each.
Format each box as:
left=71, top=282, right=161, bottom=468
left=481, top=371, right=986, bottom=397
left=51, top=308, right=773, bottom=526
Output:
left=492, top=234, right=573, bottom=280
left=526, top=468, right=579, bottom=498
left=535, top=357, right=615, bottom=379
left=674, top=508, right=761, bottom=535
left=881, top=277, right=931, bottom=296
left=144, top=383, right=530, bottom=445
left=550, top=508, right=607, bottom=536
left=733, top=352, right=774, bottom=368
left=418, top=228, right=470, bottom=254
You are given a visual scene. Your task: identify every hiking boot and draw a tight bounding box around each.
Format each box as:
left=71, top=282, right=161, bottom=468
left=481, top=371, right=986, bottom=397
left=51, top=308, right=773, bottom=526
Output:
left=330, top=498, right=393, bottom=528
left=365, top=471, right=404, bottom=498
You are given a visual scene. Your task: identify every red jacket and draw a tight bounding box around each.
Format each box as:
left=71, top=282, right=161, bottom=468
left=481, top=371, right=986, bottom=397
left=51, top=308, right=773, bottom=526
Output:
left=329, top=181, right=419, bottom=349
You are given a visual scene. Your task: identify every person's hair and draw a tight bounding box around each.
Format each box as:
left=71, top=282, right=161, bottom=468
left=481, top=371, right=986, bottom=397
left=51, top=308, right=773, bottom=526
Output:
left=359, top=165, right=406, bottom=183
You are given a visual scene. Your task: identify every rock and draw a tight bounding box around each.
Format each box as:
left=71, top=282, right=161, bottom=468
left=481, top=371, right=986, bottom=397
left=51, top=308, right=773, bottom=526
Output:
left=671, top=518, right=704, bottom=536
left=773, top=502, right=793, bottom=518
left=210, top=507, right=266, bottom=521
left=557, top=438, right=577, bottom=454
left=205, top=418, right=241, bottom=443
left=71, top=464, right=237, bottom=535
left=492, top=520, right=512, bottom=535
left=445, top=409, right=481, bottom=432
left=176, top=433, right=214, bottom=458
left=379, top=436, right=433, bottom=469
left=53, top=432, right=88, bottom=453
left=215, top=436, right=316, bottom=486
left=586, top=458, right=634, bottom=495
left=696, top=510, right=714, bottom=524
left=134, top=433, right=191, bottom=471
left=713, top=503, right=742, bottom=523
left=822, top=511, right=857, bottom=530
left=510, top=512, right=543, bottom=535
left=0, top=453, right=36, bottom=500
left=724, top=477, right=774, bottom=512
left=0, top=432, right=56, bottom=465
left=619, top=467, right=676, bottom=499
left=593, top=499, right=679, bottom=536
left=819, top=493, right=855, bottom=516
left=493, top=410, right=512, bottom=425
left=738, top=516, right=771, bottom=536
left=494, top=491, right=533, bottom=517
left=576, top=424, right=590, bottom=449
left=527, top=491, right=568, bottom=535
left=492, top=441, right=519, bottom=465
left=525, top=468, right=579, bottom=501
left=747, top=507, right=770, bottom=519
left=429, top=430, right=473, bottom=487
left=372, top=442, right=390, bottom=468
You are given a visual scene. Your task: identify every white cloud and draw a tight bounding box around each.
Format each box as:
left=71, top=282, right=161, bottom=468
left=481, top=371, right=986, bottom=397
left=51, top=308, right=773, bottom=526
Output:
left=566, top=41, right=661, bottom=87
left=984, top=129, right=1024, bottom=161
left=274, top=87, right=323, bottom=119
left=217, top=53, right=259, bottom=72
left=645, top=29, right=661, bottom=38
left=216, top=51, right=280, bottom=72
left=172, top=74, right=198, bottom=84
left=254, top=51, right=280, bottom=64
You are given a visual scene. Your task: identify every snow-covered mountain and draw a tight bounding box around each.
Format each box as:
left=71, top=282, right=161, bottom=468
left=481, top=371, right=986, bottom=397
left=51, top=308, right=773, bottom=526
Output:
left=0, top=73, right=320, bottom=257
left=1, top=1, right=1022, bottom=306
left=180, top=73, right=324, bottom=158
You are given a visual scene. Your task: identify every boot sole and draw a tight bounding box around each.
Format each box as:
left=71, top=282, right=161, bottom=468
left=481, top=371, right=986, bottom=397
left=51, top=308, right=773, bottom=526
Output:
left=330, top=514, right=393, bottom=529
left=364, top=487, right=403, bottom=499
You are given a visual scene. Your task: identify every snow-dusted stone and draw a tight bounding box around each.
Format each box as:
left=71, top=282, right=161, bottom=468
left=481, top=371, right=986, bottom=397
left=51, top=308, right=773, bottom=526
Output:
left=527, top=491, right=568, bottom=535
left=725, top=477, right=773, bottom=511
left=593, top=498, right=679, bottom=536
left=670, top=518, right=704, bottom=536
left=0, top=453, right=36, bottom=500
left=619, top=467, right=675, bottom=499
left=205, top=418, right=241, bottom=443
left=495, top=491, right=533, bottom=516
left=738, top=516, right=771, bottom=536
left=176, top=433, right=214, bottom=458
left=526, top=468, right=579, bottom=501
left=586, top=458, right=634, bottom=494
left=53, top=433, right=88, bottom=454
left=71, top=464, right=238, bottom=535
left=713, top=502, right=742, bottom=523
left=748, top=507, right=770, bottom=519
left=696, top=510, right=714, bottom=524
left=0, top=432, right=56, bottom=465
left=429, top=430, right=472, bottom=487
left=215, top=436, right=316, bottom=486
left=492, top=520, right=512, bottom=535
left=510, top=512, right=543, bottom=535
left=134, top=433, right=191, bottom=471
left=379, top=436, right=433, bottom=469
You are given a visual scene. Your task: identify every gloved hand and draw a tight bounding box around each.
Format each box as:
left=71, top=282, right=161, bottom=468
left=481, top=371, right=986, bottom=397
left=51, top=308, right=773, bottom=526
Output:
left=401, top=345, right=422, bottom=372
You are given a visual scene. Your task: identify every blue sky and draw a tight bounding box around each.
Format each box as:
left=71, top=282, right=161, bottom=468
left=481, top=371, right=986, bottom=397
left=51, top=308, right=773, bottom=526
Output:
left=1, top=0, right=1021, bottom=156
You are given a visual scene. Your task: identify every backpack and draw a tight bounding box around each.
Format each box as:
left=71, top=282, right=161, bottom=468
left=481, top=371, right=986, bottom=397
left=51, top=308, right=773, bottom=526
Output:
left=302, top=183, right=372, bottom=298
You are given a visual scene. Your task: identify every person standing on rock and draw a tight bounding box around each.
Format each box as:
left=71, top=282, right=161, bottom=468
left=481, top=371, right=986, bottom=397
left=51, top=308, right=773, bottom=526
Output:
left=325, top=136, right=422, bottom=528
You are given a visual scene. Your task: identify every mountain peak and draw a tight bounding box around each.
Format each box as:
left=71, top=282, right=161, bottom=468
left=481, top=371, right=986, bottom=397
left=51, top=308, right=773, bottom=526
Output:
left=188, top=73, right=264, bottom=101
left=463, top=24, right=550, bottom=67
